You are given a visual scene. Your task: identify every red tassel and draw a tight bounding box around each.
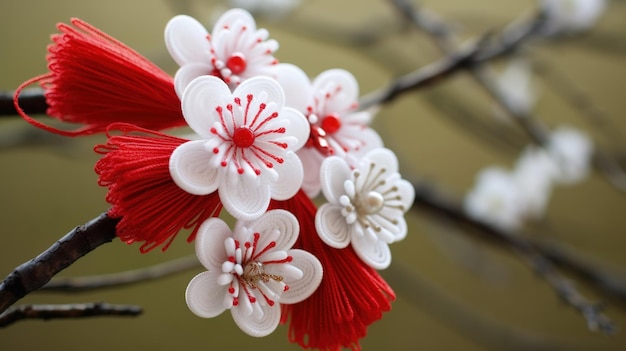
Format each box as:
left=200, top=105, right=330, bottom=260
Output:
left=14, top=18, right=184, bottom=136
left=270, top=191, right=395, bottom=351
left=95, top=123, right=222, bottom=252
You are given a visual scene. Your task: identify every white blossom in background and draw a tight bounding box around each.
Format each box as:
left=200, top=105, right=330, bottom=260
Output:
left=275, top=64, right=384, bottom=198
left=494, top=57, right=538, bottom=118
left=165, top=9, right=282, bottom=95
left=315, top=148, right=414, bottom=269
left=547, top=126, right=594, bottom=184
left=186, top=210, right=323, bottom=337
left=513, top=147, right=558, bottom=219
left=464, top=167, right=525, bottom=231
left=169, top=75, right=309, bottom=220
left=540, top=0, right=607, bottom=35
left=230, top=0, right=301, bottom=20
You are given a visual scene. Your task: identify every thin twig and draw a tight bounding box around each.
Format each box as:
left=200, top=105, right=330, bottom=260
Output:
left=0, top=212, right=119, bottom=314
left=0, top=302, right=141, bottom=327
left=42, top=255, right=200, bottom=292
left=391, top=0, right=626, bottom=192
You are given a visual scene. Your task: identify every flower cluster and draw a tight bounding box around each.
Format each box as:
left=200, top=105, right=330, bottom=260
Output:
left=464, top=125, right=593, bottom=231
left=15, top=8, right=415, bottom=351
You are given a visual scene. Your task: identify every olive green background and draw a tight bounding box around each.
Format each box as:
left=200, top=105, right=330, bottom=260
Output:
left=1, top=0, right=625, bottom=350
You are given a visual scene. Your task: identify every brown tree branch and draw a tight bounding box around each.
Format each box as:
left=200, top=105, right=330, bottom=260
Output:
left=0, top=302, right=141, bottom=327
left=0, top=88, right=47, bottom=116
left=0, top=212, right=119, bottom=314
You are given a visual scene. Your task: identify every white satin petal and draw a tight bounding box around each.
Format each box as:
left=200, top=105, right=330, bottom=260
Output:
left=220, top=175, right=270, bottom=221
left=270, top=152, right=303, bottom=201
left=182, top=76, right=232, bottom=138
left=319, top=156, right=352, bottom=204
left=169, top=140, right=220, bottom=195
left=174, top=63, right=214, bottom=98
left=315, top=203, right=351, bottom=248
left=195, top=218, right=232, bottom=270
left=165, top=15, right=211, bottom=66
left=278, top=249, right=323, bottom=304
left=352, top=233, right=392, bottom=270
left=185, top=271, right=228, bottom=318
left=312, top=69, right=359, bottom=113
left=245, top=209, right=299, bottom=252
left=274, top=63, right=312, bottom=112
left=231, top=302, right=280, bottom=337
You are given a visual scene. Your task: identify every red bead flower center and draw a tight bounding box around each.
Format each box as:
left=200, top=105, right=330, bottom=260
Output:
left=226, top=53, right=247, bottom=75
left=233, top=127, right=255, bottom=148
left=320, top=113, right=342, bottom=134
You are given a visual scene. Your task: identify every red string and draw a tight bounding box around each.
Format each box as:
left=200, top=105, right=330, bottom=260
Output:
left=95, top=123, right=222, bottom=252
left=270, top=191, right=395, bottom=351
left=14, top=18, right=184, bottom=136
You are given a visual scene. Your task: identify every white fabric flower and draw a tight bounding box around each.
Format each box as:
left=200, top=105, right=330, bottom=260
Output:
left=165, top=9, right=281, bottom=95
left=275, top=64, right=384, bottom=198
left=186, top=209, right=323, bottom=337
left=315, top=148, right=414, bottom=269
left=169, top=75, right=309, bottom=220
left=541, top=0, right=607, bottom=35
left=464, top=167, right=525, bottom=231
left=547, top=126, right=593, bottom=184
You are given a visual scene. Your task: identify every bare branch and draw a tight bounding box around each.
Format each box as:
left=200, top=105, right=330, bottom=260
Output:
left=0, top=88, right=47, bottom=116
left=0, top=212, right=119, bottom=314
left=42, top=255, right=200, bottom=292
left=0, top=302, right=141, bottom=328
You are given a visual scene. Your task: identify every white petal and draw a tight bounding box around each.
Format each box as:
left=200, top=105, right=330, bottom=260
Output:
left=392, top=216, right=408, bottom=242
left=182, top=76, right=232, bottom=138
left=246, top=209, right=299, bottom=252
left=394, top=179, right=415, bottom=212
left=174, top=63, right=214, bottom=98
left=273, top=63, right=312, bottom=112
left=185, top=271, right=228, bottom=318
left=319, top=156, right=352, bottom=204
left=281, top=107, right=310, bottom=152
left=231, top=302, right=281, bottom=337
left=170, top=140, right=220, bottom=195
left=214, top=8, right=257, bottom=33
left=278, top=249, right=323, bottom=304
left=270, top=152, right=303, bottom=201
left=364, top=147, right=399, bottom=174
left=165, top=15, right=211, bottom=66
left=312, top=69, right=359, bottom=113
left=298, top=148, right=324, bottom=198
left=352, top=234, right=392, bottom=270
left=220, top=175, right=270, bottom=220
left=315, top=203, right=351, bottom=248
left=195, top=218, right=232, bottom=269
left=235, top=76, right=285, bottom=109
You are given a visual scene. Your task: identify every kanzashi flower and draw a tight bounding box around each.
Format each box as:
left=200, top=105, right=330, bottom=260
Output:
left=169, top=75, right=309, bottom=220
left=315, top=148, right=414, bottom=269
left=276, top=64, right=383, bottom=198
left=186, top=209, right=322, bottom=337
left=165, top=9, right=281, bottom=95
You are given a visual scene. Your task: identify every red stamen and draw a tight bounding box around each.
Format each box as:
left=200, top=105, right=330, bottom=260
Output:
left=226, top=53, right=247, bottom=75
